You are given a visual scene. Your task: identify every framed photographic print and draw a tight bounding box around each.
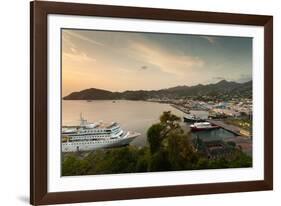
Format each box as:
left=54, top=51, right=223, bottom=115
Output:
left=30, top=1, right=273, bottom=205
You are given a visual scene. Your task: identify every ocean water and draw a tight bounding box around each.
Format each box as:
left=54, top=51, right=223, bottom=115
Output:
left=62, top=100, right=236, bottom=146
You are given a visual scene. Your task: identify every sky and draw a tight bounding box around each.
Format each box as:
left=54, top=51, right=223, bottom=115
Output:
left=62, top=29, right=252, bottom=96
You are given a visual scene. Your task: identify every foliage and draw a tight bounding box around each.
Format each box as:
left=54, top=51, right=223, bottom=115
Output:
left=85, top=147, right=139, bottom=174
left=149, top=149, right=171, bottom=171
left=147, top=123, right=164, bottom=154
left=62, top=155, right=91, bottom=176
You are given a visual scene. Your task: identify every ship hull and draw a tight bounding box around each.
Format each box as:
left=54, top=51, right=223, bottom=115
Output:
left=183, top=117, right=201, bottom=122
left=190, top=126, right=220, bottom=131
left=183, top=117, right=195, bottom=122
left=62, top=133, right=139, bottom=152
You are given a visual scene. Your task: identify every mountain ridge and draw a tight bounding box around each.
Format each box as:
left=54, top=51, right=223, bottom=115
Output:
left=63, top=80, right=252, bottom=100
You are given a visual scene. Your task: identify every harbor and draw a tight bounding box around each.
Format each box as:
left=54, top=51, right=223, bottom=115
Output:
left=169, top=102, right=252, bottom=156
left=170, top=102, right=251, bottom=136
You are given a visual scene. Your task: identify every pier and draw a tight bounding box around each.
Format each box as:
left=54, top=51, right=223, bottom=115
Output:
left=170, top=104, right=190, bottom=114
left=171, top=104, right=250, bottom=138
left=207, top=119, right=243, bottom=136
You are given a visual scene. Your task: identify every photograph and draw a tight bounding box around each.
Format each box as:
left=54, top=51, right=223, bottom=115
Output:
left=61, top=29, right=253, bottom=176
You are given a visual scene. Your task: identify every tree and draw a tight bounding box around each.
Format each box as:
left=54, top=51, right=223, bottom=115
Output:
left=147, top=111, right=196, bottom=171
left=147, top=123, right=164, bottom=154
left=87, top=147, right=139, bottom=174
left=166, top=131, right=186, bottom=170
left=62, top=154, right=91, bottom=176
left=208, top=158, right=229, bottom=169
left=136, top=147, right=150, bottom=172
left=195, top=158, right=209, bottom=169
left=149, top=149, right=171, bottom=171
left=147, top=111, right=182, bottom=154
left=160, top=111, right=181, bottom=130
left=165, top=130, right=193, bottom=170
left=228, top=150, right=252, bottom=168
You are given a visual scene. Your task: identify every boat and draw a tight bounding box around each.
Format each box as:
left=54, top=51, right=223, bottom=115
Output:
left=62, top=114, right=140, bottom=152
left=183, top=114, right=202, bottom=122
left=190, top=122, right=220, bottom=131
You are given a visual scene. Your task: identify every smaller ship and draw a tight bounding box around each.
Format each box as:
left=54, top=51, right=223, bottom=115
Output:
left=183, top=114, right=202, bottom=122
left=190, top=122, right=220, bottom=131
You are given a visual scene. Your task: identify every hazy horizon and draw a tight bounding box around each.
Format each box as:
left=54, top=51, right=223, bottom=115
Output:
left=62, top=29, right=252, bottom=96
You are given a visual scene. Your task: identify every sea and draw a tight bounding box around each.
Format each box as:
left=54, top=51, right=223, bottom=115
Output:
left=62, top=100, right=236, bottom=146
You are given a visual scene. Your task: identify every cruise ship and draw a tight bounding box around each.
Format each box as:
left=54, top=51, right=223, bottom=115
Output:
left=62, top=114, right=140, bottom=152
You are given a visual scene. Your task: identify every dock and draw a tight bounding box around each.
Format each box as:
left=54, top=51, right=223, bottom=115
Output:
left=170, top=104, right=190, bottom=114
left=171, top=104, right=251, bottom=139
left=207, top=119, right=243, bottom=136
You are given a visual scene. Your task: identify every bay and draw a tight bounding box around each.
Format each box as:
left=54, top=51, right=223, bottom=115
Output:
left=62, top=100, right=186, bottom=146
left=62, top=100, right=236, bottom=147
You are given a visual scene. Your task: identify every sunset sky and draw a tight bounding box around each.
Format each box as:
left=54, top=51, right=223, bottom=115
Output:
left=62, top=29, right=252, bottom=96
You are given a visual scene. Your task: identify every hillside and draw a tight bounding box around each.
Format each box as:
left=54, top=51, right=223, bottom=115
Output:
left=63, top=80, right=252, bottom=100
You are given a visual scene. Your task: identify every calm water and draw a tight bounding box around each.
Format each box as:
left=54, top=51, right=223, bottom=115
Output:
left=191, top=128, right=236, bottom=141
left=62, top=100, right=236, bottom=146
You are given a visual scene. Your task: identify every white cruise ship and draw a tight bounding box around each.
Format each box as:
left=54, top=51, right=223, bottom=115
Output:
left=62, top=114, right=140, bottom=152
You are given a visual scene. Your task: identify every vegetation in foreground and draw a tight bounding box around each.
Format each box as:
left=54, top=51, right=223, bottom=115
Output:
left=62, top=111, right=252, bottom=176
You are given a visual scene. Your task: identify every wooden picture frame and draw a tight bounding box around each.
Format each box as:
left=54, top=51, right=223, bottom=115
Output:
left=30, top=1, right=273, bottom=205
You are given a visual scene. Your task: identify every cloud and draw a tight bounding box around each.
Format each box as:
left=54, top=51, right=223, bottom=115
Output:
left=63, top=52, right=96, bottom=62
left=63, top=45, right=96, bottom=62
left=140, top=65, right=147, bottom=70
left=129, top=40, right=205, bottom=76
left=62, top=31, right=97, bottom=62
left=63, top=30, right=105, bottom=47
left=70, top=47, right=77, bottom=53
left=201, top=36, right=216, bottom=44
